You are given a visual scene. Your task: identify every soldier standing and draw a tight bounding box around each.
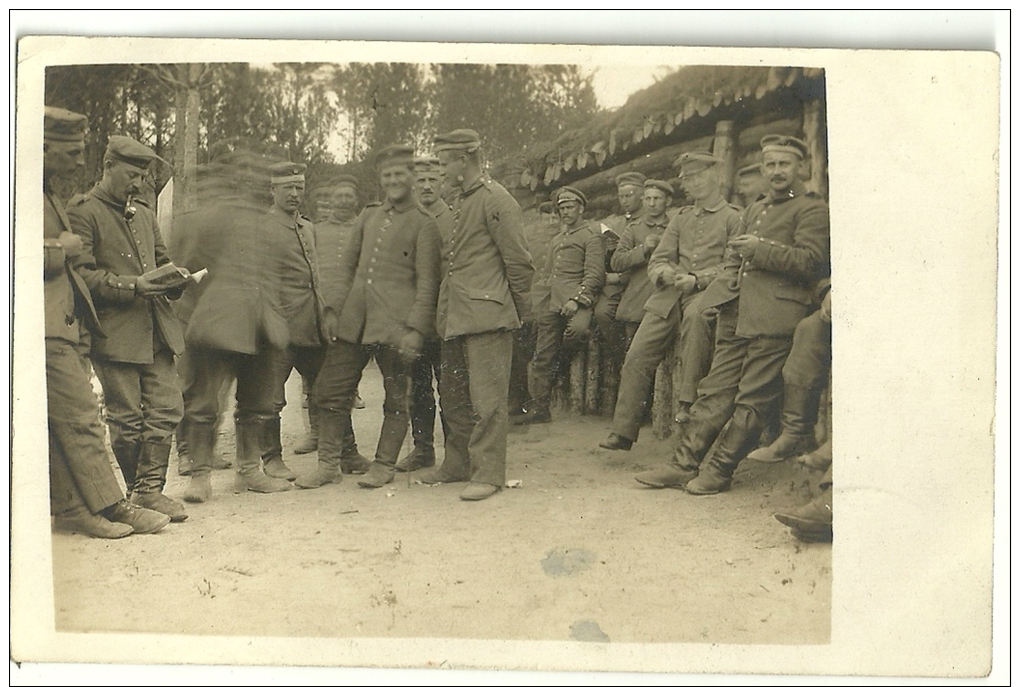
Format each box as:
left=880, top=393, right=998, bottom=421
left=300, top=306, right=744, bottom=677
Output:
left=514, top=186, right=604, bottom=425
left=421, top=129, right=534, bottom=501
left=634, top=136, right=830, bottom=494
left=45, top=110, right=170, bottom=537
left=67, top=135, right=189, bottom=523
left=301, top=145, right=441, bottom=490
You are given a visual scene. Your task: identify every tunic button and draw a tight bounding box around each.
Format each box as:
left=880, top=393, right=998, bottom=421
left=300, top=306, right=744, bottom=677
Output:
left=367, top=279, right=373, bottom=284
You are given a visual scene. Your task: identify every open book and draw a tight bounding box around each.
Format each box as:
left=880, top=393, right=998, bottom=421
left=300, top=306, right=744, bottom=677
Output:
left=141, top=263, right=207, bottom=290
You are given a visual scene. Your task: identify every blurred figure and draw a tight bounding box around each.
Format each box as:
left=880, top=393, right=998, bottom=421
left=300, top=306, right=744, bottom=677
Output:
left=68, top=135, right=188, bottom=523
left=45, top=107, right=169, bottom=537
left=735, top=163, right=769, bottom=208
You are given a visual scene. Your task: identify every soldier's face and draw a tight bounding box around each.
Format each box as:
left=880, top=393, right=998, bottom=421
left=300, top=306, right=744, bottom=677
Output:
left=617, top=184, right=643, bottom=214
left=557, top=200, right=583, bottom=226
left=43, top=140, right=85, bottom=178
left=642, top=188, right=670, bottom=218
left=415, top=171, right=442, bottom=208
left=437, top=151, right=466, bottom=189
left=331, top=185, right=358, bottom=215
left=761, top=152, right=802, bottom=194
left=380, top=164, right=413, bottom=203
left=104, top=160, right=148, bottom=203
left=681, top=167, right=719, bottom=202
left=271, top=181, right=305, bottom=213
left=737, top=172, right=767, bottom=206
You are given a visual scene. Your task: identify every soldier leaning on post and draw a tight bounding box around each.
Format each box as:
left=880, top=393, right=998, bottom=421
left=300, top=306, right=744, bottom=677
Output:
left=301, top=144, right=441, bottom=490
left=599, top=154, right=741, bottom=452
left=420, top=129, right=535, bottom=501
left=67, top=134, right=189, bottom=524
left=44, top=108, right=170, bottom=538
left=514, top=185, right=605, bottom=426
left=634, top=135, right=830, bottom=495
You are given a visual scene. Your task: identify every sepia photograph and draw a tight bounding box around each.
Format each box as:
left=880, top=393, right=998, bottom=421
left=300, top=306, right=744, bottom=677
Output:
left=10, top=11, right=1005, bottom=683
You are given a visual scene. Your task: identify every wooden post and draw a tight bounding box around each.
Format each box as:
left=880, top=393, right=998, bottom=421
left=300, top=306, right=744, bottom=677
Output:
left=803, top=99, right=827, bottom=199
left=651, top=349, right=674, bottom=440
left=713, top=120, right=736, bottom=204
left=585, top=336, right=601, bottom=415
left=569, top=352, right=586, bottom=413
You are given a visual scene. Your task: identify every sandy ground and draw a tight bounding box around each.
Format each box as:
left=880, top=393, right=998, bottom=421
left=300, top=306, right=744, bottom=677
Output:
left=51, top=365, right=831, bottom=650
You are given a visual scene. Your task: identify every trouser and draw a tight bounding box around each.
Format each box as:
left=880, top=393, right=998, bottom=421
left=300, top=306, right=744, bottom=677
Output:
left=314, top=340, right=409, bottom=466
left=175, top=344, right=231, bottom=458
left=508, top=322, right=536, bottom=413
left=408, top=338, right=446, bottom=453
left=46, top=338, right=124, bottom=515
left=782, top=309, right=832, bottom=390
left=593, top=287, right=625, bottom=364
left=611, top=292, right=714, bottom=440
left=677, top=300, right=793, bottom=468
left=93, top=348, right=184, bottom=493
left=437, top=331, right=513, bottom=487
left=528, top=307, right=593, bottom=411
left=264, top=344, right=325, bottom=460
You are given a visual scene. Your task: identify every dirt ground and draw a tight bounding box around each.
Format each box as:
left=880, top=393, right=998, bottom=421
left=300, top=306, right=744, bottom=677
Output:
left=51, top=365, right=831, bottom=652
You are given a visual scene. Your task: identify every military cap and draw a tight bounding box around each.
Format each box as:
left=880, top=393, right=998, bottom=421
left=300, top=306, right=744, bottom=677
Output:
left=332, top=174, right=359, bottom=189
left=414, top=156, right=441, bottom=172
left=106, top=135, right=166, bottom=168
left=269, top=161, right=307, bottom=184
left=737, top=163, right=762, bottom=177
left=675, top=151, right=720, bottom=178
left=44, top=106, right=88, bottom=142
left=433, top=129, right=481, bottom=153
left=538, top=201, right=555, bottom=214
left=643, top=179, right=674, bottom=196
left=375, top=144, right=415, bottom=169
left=615, top=171, right=646, bottom=189
left=554, top=186, right=586, bottom=206
left=760, top=134, right=807, bottom=159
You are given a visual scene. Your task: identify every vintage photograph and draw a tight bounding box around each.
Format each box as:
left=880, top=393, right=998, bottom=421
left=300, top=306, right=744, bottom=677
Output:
left=11, top=28, right=1000, bottom=681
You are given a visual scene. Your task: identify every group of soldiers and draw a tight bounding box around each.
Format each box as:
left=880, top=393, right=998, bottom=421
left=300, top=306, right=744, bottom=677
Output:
left=41, top=103, right=833, bottom=543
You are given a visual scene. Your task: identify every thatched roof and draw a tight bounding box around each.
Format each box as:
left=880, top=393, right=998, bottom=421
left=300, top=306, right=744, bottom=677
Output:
left=493, top=65, right=824, bottom=193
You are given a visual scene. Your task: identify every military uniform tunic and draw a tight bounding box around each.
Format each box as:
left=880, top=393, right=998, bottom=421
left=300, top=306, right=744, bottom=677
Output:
left=611, top=212, right=670, bottom=323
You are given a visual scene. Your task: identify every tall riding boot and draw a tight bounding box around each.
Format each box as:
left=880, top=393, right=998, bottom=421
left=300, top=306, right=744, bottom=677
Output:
left=514, top=375, right=552, bottom=425
left=747, top=384, right=821, bottom=463
left=176, top=417, right=192, bottom=476
left=183, top=421, right=217, bottom=503
left=294, top=399, right=319, bottom=454
left=130, top=442, right=188, bottom=522
left=634, top=417, right=720, bottom=489
left=111, top=442, right=141, bottom=496
left=358, top=414, right=406, bottom=488
left=686, top=408, right=763, bottom=495
left=234, top=420, right=293, bottom=493
left=339, top=411, right=372, bottom=474
left=295, top=408, right=345, bottom=489
left=260, top=417, right=296, bottom=481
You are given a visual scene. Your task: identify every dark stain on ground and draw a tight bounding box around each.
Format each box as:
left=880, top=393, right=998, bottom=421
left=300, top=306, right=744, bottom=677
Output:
left=571, top=619, right=610, bottom=642
left=542, top=547, right=596, bottom=577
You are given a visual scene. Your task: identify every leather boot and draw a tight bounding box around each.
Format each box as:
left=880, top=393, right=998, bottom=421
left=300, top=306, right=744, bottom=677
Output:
left=634, top=417, right=719, bottom=489
left=511, top=399, right=551, bottom=425
left=795, top=438, right=833, bottom=471
left=775, top=482, right=833, bottom=542
left=183, top=421, right=216, bottom=503
left=176, top=418, right=192, bottom=475
left=294, top=399, right=319, bottom=454
left=131, top=442, right=188, bottom=522
left=53, top=506, right=133, bottom=539
left=295, top=407, right=344, bottom=489
left=234, top=420, right=293, bottom=493
left=747, top=385, right=820, bottom=463
left=337, top=411, right=372, bottom=474
left=260, top=417, right=296, bottom=481
left=111, top=442, right=141, bottom=495
left=357, top=414, right=406, bottom=488
left=686, top=408, right=763, bottom=496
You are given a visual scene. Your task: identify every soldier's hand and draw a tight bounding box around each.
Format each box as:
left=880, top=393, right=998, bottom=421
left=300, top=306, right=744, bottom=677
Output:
left=728, top=235, right=760, bottom=258
left=605, top=273, right=622, bottom=286
left=643, top=234, right=660, bottom=251
left=560, top=299, right=580, bottom=317
left=320, top=308, right=340, bottom=342
left=397, top=328, right=424, bottom=363
left=134, top=274, right=167, bottom=298
left=820, top=291, right=832, bottom=323
left=57, top=231, right=83, bottom=259
left=673, top=273, right=697, bottom=294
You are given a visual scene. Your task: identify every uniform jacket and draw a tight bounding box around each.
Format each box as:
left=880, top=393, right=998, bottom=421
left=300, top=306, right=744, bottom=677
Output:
left=67, top=185, right=184, bottom=364
left=172, top=202, right=290, bottom=355
left=314, top=215, right=358, bottom=302
left=611, top=212, right=670, bottom=322
left=531, top=219, right=605, bottom=313
left=600, top=206, right=644, bottom=298
left=699, top=183, right=830, bottom=338
left=436, top=175, right=534, bottom=339
left=324, top=195, right=441, bottom=346
left=264, top=204, right=322, bottom=348
left=44, top=190, right=101, bottom=343
left=645, top=199, right=743, bottom=319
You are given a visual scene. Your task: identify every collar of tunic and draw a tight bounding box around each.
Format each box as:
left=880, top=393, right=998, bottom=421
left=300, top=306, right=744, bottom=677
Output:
left=380, top=195, right=419, bottom=213
left=693, top=197, right=728, bottom=215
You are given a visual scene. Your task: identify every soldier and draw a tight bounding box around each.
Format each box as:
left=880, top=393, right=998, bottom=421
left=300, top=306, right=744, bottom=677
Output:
left=514, top=186, right=605, bottom=425
left=67, top=135, right=188, bottom=523
left=735, top=163, right=769, bottom=208
left=300, top=144, right=441, bottom=490
left=634, top=135, right=830, bottom=494
left=258, top=161, right=324, bottom=483
left=421, top=129, right=534, bottom=501
left=593, top=172, right=646, bottom=367
left=395, top=157, right=453, bottom=474
left=293, top=174, right=372, bottom=475
left=44, top=109, right=170, bottom=537
left=609, top=178, right=673, bottom=349
left=600, top=155, right=741, bottom=451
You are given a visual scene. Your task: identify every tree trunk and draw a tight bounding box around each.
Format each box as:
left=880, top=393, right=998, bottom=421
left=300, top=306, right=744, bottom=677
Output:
left=171, top=63, right=203, bottom=230
left=713, top=120, right=736, bottom=204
